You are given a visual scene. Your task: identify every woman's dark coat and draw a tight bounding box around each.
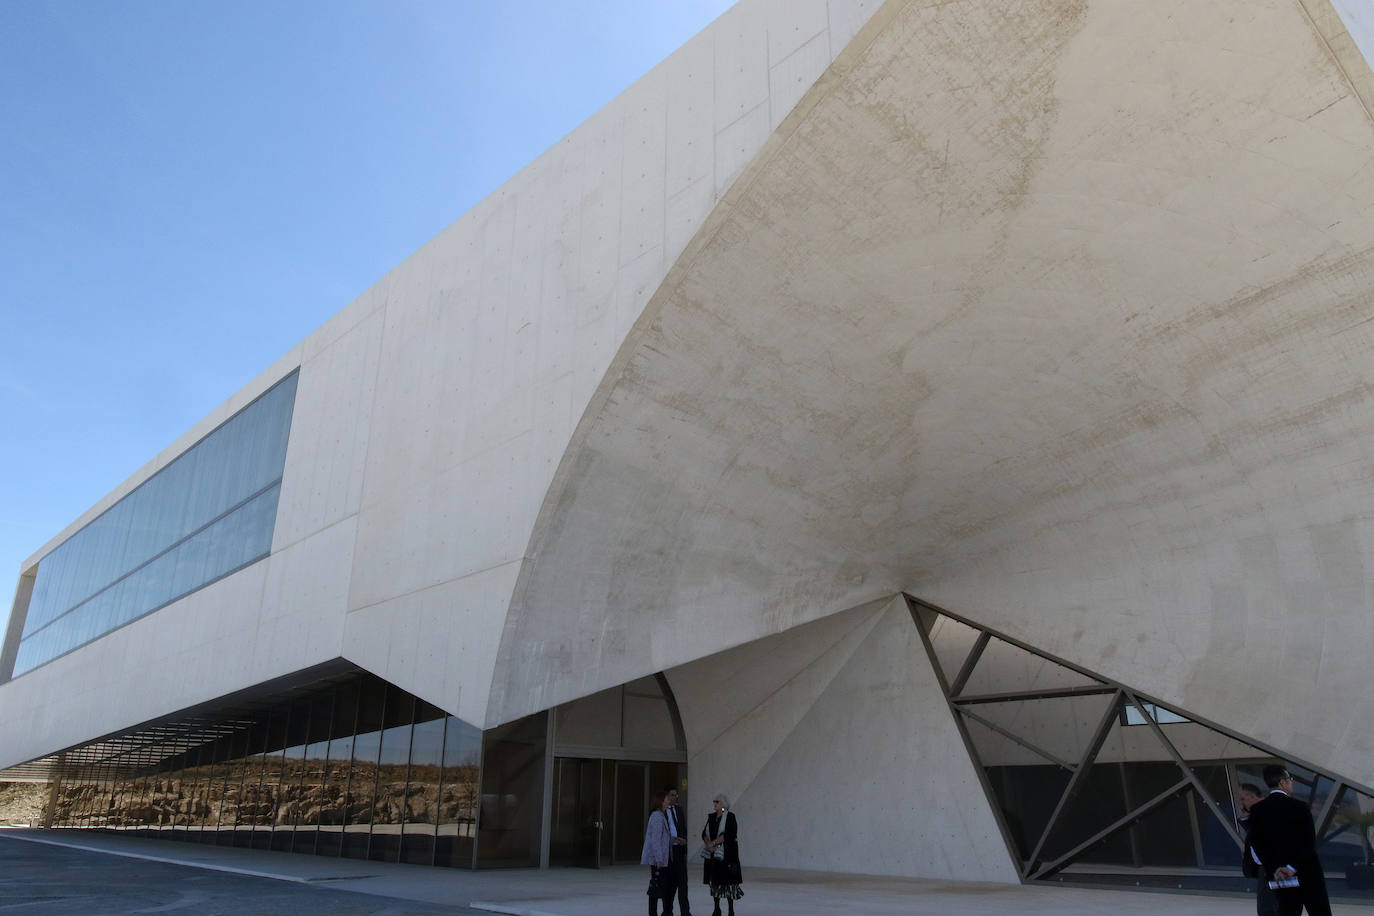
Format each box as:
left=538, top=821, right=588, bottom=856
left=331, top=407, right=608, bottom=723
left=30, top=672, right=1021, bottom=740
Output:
left=701, top=810, right=741, bottom=884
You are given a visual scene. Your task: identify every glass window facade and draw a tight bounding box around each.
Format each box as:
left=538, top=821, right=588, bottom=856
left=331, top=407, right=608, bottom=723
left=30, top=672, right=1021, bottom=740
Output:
left=31, top=666, right=696, bottom=874
left=30, top=664, right=700, bottom=876
left=44, top=670, right=515, bottom=870
left=911, top=597, right=1374, bottom=903
left=13, top=372, right=298, bottom=676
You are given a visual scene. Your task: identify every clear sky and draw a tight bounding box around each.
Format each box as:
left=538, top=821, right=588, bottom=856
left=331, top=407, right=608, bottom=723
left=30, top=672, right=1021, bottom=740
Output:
left=1334, top=0, right=1374, bottom=66
left=0, top=1, right=735, bottom=589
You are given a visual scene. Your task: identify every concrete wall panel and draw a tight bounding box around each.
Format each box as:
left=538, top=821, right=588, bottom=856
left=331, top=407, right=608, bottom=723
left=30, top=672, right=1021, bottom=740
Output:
left=274, top=310, right=383, bottom=551
left=555, top=687, right=623, bottom=748
left=670, top=599, right=889, bottom=796
left=768, top=31, right=832, bottom=132
left=672, top=596, right=1017, bottom=881
left=255, top=516, right=355, bottom=672
left=765, top=0, right=829, bottom=67
left=666, top=37, right=716, bottom=201
left=713, top=8, right=771, bottom=132
left=828, top=0, right=885, bottom=52
left=342, top=559, right=523, bottom=726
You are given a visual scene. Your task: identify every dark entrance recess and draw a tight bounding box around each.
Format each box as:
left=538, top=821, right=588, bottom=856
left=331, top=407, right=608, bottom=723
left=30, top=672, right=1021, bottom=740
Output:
left=613, top=762, right=648, bottom=864
left=549, top=757, right=680, bottom=867
left=548, top=674, right=687, bottom=867
left=550, top=757, right=602, bottom=867
left=906, top=595, right=1374, bottom=904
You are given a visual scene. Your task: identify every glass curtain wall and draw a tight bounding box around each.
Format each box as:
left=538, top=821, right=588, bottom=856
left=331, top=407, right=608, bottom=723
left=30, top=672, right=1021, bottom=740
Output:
left=44, top=670, right=523, bottom=871
left=14, top=372, right=299, bottom=676
left=294, top=694, right=332, bottom=854
left=370, top=685, right=415, bottom=862
left=403, top=700, right=446, bottom=865
left=909, top=596, right=1374, bottom=902
left=276, top=699, right=309, bottom=850
left=251, top=711, right=289, bottom=849
left=343, top=677, right=385, bottom=858
left=317, top=679, right=358, bottom=857
left=438, top=711, right=483, bottom=867
left=477, top=713, right=549, bottom=868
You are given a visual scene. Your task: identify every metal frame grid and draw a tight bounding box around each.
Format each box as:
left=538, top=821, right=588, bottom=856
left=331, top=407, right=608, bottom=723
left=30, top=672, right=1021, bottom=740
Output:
left=905, top=594, right=1374, bottom=882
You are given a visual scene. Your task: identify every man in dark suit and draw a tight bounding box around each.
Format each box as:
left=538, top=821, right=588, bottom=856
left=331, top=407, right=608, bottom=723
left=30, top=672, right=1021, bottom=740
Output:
left=662, top=786, right=692, bottom=916
left=1246, top=764, right=1332, bottom=916
left=1239, top=782, right=1280, bottom=916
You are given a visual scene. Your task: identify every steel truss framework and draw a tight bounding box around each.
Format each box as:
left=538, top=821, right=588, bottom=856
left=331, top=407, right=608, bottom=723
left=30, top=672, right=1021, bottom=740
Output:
left=905, top=595, right=1374, bottom=883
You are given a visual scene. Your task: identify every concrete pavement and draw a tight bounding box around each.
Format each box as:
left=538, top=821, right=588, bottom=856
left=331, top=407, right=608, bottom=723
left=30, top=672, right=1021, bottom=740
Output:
left=7, top=828, right=1371, bottom=914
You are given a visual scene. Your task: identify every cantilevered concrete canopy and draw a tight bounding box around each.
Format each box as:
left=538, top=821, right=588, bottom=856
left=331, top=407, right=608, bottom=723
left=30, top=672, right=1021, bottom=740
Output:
left=493, top=0, right=1374, bottom=789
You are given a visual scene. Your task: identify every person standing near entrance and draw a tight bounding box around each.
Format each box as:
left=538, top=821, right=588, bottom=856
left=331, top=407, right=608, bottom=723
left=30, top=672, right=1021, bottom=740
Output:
left=1247, top=765, right=1332, bottom=916
left=663, top=786, right=693, bottom=916
left=642, top=790, right=673, bottom=916
left=1239, top=782, right=1279, bottom=916
left=701, top=793, right=743, bottom=916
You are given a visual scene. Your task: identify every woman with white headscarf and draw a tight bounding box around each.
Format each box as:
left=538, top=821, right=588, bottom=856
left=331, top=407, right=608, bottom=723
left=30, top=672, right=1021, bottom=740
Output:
left=701, top=792, right=742, bottom=916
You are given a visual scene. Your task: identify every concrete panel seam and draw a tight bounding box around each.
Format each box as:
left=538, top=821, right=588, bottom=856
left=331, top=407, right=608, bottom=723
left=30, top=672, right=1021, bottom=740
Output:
left=691, top=597, right=891, bottom=750
left=710, top=598, right=894, bottom=800
left=343, top=555, right=526, bottom=616
left=1296, top=0, right=1374, bottom=125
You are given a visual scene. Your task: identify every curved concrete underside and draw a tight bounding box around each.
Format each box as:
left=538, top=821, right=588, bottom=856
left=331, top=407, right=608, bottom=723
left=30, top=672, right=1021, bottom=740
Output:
left=493, top=0, right=1374, bottom=782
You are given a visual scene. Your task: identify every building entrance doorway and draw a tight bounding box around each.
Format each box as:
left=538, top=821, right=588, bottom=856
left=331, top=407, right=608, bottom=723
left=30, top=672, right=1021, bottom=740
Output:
left=549, top=757, right=603, bottom=867
left=550, top=757, right=682, bottom=866
left=547, top=674, right=687, bottom=867
left=613, top=761, right=649, bottom=864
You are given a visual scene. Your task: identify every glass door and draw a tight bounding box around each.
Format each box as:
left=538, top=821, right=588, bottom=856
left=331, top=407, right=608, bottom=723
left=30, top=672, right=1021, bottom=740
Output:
left=613, top=761, right=649, bottom=864
left=550, top=757, right=603, bottom=868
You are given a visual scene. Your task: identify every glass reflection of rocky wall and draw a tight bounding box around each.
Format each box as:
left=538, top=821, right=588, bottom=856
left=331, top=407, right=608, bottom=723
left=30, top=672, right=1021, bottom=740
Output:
left=910, top=596, right=1374, bottom=902
left=43, top=670, right=551, bottom=870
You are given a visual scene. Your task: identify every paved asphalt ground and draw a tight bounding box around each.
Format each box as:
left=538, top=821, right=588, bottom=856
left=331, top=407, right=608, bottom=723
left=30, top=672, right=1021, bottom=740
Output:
left=0, top=836, right=469, bottom=915
left=3, top=829, right=1371, bottom=915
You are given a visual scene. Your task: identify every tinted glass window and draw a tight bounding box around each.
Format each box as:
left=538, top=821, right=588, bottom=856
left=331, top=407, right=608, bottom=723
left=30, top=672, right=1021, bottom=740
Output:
left=14, top=372, right=298, bottom=675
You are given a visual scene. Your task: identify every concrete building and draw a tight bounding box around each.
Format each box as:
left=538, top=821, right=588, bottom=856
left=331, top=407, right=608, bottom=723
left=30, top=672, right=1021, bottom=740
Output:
left=4, top=0, right=1374, bottom=894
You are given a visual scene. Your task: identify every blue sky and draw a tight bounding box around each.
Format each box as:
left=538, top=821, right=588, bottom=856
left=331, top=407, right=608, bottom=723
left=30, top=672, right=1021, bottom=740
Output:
left=0, top=1, right=735, bottom=587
